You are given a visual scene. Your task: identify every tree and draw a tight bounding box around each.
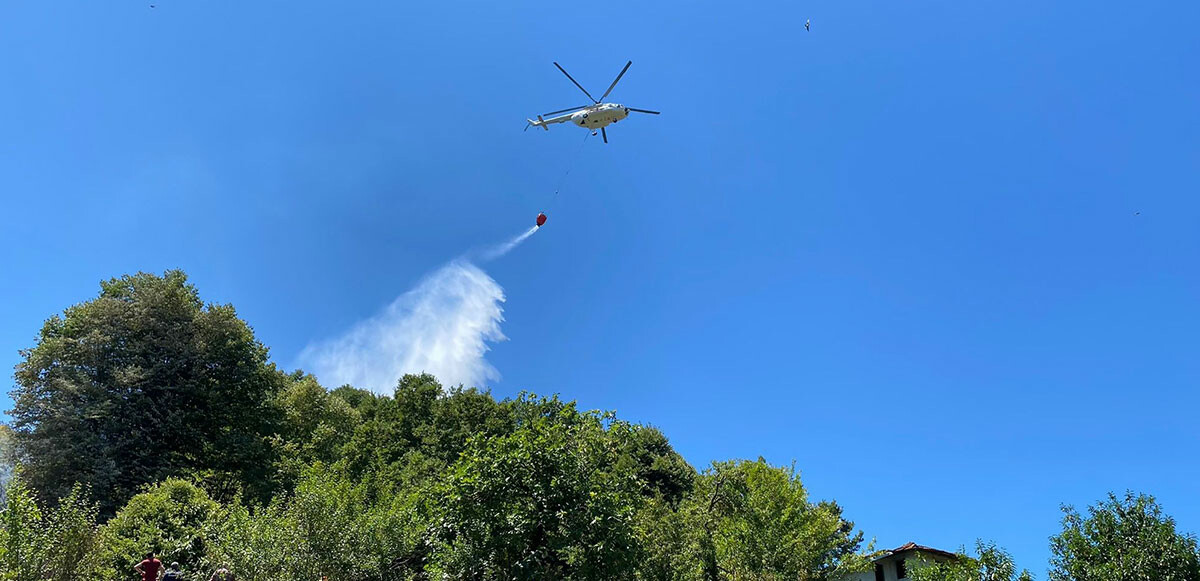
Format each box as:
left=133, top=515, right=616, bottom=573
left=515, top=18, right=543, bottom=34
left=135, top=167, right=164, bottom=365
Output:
left=271, top=375, right=361, bottom=490
left=633, top=494, right=704, bottom=581
left=40, top=485, right=104, bottom=581
left=201, top=499, right=293, bottom=581
left=330, top=385, right=383, bottom=419
left=337, top=374, right=514, bottom=489
left=908, top=541, right=1033, bottom=581
left=94, top=479, right=220, bottom=580
left=428, top=395, right=643, bottom=580
left=0, top=472, right=47, bottom=581
left=1050, top=491, right=1200, bottom=581
left=9, top=271, right=285, bottom=513
left=205, top=466, right=429, bottom=581
left=690, top=458, right=863, bottom=581
left=0, top=472, right=103, bottom=581
left=619, top=426, right=695, bottom=506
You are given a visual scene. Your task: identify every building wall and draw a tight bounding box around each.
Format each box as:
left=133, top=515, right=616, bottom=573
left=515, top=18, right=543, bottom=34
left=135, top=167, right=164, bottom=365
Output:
left=839, top=570, right=875, bottom=581
left=836, top=553, right=949, bottom=581
left=840, top=572, right=873, bottom=581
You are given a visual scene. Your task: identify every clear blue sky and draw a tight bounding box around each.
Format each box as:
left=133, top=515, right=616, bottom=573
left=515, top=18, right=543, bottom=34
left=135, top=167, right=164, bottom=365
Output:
left=2, top=0, right=1198, bottom=574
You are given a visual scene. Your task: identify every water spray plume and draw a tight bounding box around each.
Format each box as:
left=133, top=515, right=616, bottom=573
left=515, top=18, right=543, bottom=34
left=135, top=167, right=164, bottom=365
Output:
left=297, top=222, right=543, bottom=392
left=298, top=261, right=506, bottom=392
left=481, top=226, right=539, bottom=261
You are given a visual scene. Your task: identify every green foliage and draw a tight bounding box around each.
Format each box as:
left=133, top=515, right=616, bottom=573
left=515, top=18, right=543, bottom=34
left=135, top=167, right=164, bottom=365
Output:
left=94, top=479, right=220, bottom=580
left=329, top=385, right=383, bottom=418
left=690, top=458, right=862, bottom=581
left=0, top=472, right=103, bottom=581
left=0, top=269, right=956, bottom=580
left=428, top=395, right=643, bottom=580
left=9, top=271, right=285, bottom=513
left=40, top=486, right=103, bottom=581
left=338, top=374, right=515, bottom=489
left=0, top=427, right=14, bottom=508
left=204, top=467, right=428, bottom=581
left=19, top=269, right=1200, bottom=581
left=1049, top=492, right=1200, bottom=581
left=908, top=541, right=1033, bottom=581
left=0, top=473, right=45, bottom=581
left=620, top=426, right=695, bottom=506
left=633, top=495, right=704, bottom=581
left=200, top=500, right=289, bottom=581
left=271, top=375, right=361, bottom=489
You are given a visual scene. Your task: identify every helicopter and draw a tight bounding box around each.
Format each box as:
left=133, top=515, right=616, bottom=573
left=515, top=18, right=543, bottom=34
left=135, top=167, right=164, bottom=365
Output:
left=525, top=61, right=660, bottom=143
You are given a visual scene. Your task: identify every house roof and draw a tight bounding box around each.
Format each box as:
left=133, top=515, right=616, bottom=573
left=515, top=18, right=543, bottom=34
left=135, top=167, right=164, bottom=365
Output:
left=875, top=542, right=961, bottom=562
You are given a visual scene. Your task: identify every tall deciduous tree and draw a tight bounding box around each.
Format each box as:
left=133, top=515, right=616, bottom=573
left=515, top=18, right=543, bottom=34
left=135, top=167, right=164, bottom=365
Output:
left=271, top=375, right=361, bottom=489
left=620, top=425, right=695, bottom=506
left=337, top=374, right=514, bottom=488
left=1050, top=492, right=1200, bottom=581
left=9, top=271, right=284, bottom=513
left=429, top=395, right=643, bottom=580
left=691, top=458, right=863, bottom=581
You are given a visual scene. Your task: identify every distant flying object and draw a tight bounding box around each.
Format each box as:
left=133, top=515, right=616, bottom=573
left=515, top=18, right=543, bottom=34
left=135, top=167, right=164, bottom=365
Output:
left=805, top=19, right=810, bottom=31
left=525, top=61, right=660, bottom=144
left=536, top=212, right=548, bottom=227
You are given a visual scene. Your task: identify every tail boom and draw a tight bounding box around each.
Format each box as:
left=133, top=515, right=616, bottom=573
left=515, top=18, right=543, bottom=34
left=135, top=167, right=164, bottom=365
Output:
left=528, top=115, right=550, bottom=131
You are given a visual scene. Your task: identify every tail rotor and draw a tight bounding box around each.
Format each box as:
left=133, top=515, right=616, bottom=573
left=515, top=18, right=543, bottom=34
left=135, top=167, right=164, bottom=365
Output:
left=524, top=115, right=550, bottom=132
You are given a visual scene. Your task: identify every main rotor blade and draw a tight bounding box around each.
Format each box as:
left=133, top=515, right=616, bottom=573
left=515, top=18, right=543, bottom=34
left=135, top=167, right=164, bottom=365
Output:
left=627, top=107, right=661, bottom=115
left=599, top=61, right=632, bottom=102
left=542, top=104, right=591, bottom=116
left=601, top=127, right=608, bottom=144
left=553, top=62, right=598, bottom=103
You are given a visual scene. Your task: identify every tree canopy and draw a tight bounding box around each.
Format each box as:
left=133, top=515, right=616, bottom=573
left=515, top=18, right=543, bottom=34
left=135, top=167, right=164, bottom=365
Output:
left=3, top=270, right=1195, bottom=580
left=689, top=459, right=863, bottom=580
left=429, top=396, right=645, bottom=580
left=1050, top=492, right=1200, bottom=581
left=10, top=271, right=283, bottom=513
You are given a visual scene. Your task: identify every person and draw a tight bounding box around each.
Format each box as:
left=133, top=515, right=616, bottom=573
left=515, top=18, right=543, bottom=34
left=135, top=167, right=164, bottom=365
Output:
left=209, top=566, right=235, bottom=581
left=163, top=562, right=183, bottom=581
left=134, top=552, right=163, bottom=581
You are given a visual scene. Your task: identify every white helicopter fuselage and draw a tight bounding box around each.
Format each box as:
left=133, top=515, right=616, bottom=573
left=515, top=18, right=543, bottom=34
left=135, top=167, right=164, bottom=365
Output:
left=527, top=61, right=658, bottom=141
left=570, top=103, right=628, bottom=129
